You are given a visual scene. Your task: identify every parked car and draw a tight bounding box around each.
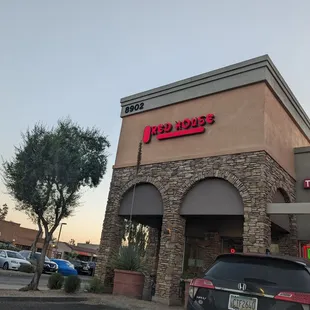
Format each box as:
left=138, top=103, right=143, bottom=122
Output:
left=70, top=259, right=90, bottom=275
left=187, top=252, right=310, bottom=309
left=19, top=250, right=58, bottom=274
left=51, top=259, right=77, bottom=276
left=0, top=250, right=31, bottom=271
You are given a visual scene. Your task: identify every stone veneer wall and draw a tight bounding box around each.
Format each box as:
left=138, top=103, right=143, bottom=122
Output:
left=142, top=227, right=160, bottom=301
left=278, top=215, right=298, bottom=256
left=96, top=150, right=296, bottom=305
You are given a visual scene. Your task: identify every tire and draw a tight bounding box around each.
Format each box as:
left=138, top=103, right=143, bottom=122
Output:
left=3, top=262, right=9, bottom=270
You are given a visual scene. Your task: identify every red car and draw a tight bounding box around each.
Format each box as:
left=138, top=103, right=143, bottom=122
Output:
left=187, top=252, right=310, bottom=310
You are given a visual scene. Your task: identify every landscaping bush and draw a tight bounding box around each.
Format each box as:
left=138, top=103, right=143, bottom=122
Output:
left=18, top=264, right=35, bottom=273
left=109, top=245, right=142, bottom=272
left=86, top=277, right=105, bottom=294
left=64, top=275, right=81, bottom=293
left=48, top=273, right=64, bottom=290
left=0, top=242, right=20, bottom=251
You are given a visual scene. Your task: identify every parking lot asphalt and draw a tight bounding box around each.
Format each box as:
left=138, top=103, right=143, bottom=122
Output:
left=0, top=270, right=92, bottom=290
left=0, top=302, right=120, bottom=310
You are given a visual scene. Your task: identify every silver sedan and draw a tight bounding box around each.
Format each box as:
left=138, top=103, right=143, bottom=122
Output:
left=0, top=250, right=31, bottom=270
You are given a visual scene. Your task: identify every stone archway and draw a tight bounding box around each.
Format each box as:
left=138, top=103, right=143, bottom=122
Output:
left=96, top=175, right=165, bottom=287
left=120, top=183, right=163, bottom=217
left=180, top=177, right=244, bottom=215
left=118, top=177, right=164, bottom=300
left=176, top=169, right=252, bottom=208
left=178, top=171, right=248, bottom=273
left=118, top=176, right=167, bottom=203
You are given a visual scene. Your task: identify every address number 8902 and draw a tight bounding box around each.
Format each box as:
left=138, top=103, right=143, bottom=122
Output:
left=125, top=102, right=144, bottom=114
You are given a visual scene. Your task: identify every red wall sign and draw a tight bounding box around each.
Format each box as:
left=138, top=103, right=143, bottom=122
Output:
left=142, top=114, right=215, bottom=144
left=304, top=179, right=310, bottom=189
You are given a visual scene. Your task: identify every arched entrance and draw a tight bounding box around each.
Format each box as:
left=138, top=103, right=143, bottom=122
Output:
left=119, top=182, right=163, bottom=298
left=180, top=177, right=244, bottom=276
left=119, top=182, right=163, bottom=228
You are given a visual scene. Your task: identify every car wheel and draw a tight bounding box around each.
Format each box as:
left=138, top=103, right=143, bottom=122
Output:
left=3, top=262, right=9, bottom=270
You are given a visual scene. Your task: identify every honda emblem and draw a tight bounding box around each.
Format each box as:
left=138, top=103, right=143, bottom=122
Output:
left=238, top=283, right=247, bottom=291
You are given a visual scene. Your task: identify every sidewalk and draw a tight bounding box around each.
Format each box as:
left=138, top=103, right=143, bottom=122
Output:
left=0, top=284, right=48, bottom=290
left=0, top=290, right=184, bottom=310
left=86, top=295, right=184, bottom=310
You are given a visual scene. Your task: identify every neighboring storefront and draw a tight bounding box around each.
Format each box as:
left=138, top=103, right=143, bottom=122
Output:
left=97, top=55, right=310, bottom=305
left=55, top=241, right=98, bottom=261
left=0, top=219, right=44, bottom=251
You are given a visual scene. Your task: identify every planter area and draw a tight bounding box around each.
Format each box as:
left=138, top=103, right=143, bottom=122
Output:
left=113, top=269, right=145, bottom=299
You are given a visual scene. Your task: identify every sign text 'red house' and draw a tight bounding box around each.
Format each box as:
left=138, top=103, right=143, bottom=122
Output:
left=142, top=114, right=215, bottom=144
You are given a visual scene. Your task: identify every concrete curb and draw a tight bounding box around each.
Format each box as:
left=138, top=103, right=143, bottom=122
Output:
left=0, top=296, right=88, bottom=303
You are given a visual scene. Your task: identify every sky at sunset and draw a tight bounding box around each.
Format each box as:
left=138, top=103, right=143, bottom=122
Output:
left=0, top=0, right=310, bottom=244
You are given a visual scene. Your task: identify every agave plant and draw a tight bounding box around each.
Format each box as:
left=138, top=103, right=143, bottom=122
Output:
left=110, top=245, right=143, bottom=272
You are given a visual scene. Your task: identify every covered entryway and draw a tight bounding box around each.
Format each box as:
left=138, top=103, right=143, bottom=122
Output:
left=268, top=202, right=310, bottom=240
left=119, top=182, right=163, bottom=299
left=119, top=182, right=163, bottom=228
left=180, top=177, right=244, bottom=276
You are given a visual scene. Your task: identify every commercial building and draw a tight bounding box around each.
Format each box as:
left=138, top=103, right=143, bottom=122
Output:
left=97, top=55, right=310, bottom=305
left=0, top=219, right=44, bottom=250
left=55, top=241, right=98, bottom=261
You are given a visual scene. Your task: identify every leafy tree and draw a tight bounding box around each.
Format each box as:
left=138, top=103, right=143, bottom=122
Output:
left=85, top=240, right=90, bottom=244
left=3, top=119, right=110, bottom=290
left=25, top=211, right=43, bottom=258
left=69, top=239, right=76, bottom=246
left=65, top=251, right=78, bottom=260
left=0, top=204, right=8, bottom=220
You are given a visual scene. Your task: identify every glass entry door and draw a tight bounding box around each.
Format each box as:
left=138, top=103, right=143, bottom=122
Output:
left=221, top=237, right=243, bottom=253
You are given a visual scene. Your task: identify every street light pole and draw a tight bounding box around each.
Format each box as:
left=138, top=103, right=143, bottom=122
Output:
left=56, top=223, right=67, bottom=250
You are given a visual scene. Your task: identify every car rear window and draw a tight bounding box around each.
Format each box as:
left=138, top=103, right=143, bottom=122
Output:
left=206, top=255, right=310, bottom=291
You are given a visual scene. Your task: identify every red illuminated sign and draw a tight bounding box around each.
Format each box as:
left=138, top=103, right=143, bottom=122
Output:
left=304, top=179, right=310, bottom=189
left=142, top=114, right=215, bottom=144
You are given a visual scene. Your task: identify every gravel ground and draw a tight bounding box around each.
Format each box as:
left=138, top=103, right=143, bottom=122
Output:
left=0, top=290, right=184, bottom=310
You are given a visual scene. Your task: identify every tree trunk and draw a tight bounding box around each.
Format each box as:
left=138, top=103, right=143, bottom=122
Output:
left=30, top=220, right=42, bottom=259
left=20, top=234, right=51, bottom=291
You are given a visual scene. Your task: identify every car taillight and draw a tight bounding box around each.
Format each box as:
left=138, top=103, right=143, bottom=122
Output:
left=275, top=292, right=310, bottom=305
left=188, top=286, right=198, bottom=299
left=188, top=278, right=215, bottom=299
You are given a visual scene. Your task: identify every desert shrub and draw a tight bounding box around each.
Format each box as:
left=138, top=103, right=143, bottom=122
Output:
left=110, top=245, right=142, bottom=272
left=64, top=275, right=81, bottom=293
left=18, top=264, right=35, bottom=273
left=86, top=277, right=105, bottom=294
left=48, top=273, right=64, bottom=290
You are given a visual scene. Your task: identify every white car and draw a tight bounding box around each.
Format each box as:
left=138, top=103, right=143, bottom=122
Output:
left=0, top=250, right=31, bottom=270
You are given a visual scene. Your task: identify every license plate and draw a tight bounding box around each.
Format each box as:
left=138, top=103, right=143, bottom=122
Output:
left=228, top=294, right=258, bottom=310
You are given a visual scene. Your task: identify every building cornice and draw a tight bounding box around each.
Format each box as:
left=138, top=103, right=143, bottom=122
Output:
left=120, top=55, right=310, bottom=139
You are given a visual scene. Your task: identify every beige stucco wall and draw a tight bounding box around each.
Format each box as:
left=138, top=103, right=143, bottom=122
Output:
left=265, top=86, right=309, bottom=177
left=264, top=87, right=310, bottom=177
left=115, top=83, right=266, bottom=168
left=115, top=82, right=310, bottom=178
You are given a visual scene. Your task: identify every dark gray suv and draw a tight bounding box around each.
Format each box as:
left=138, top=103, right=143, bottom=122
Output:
left=19, top=250, right=58, bottom=274
left=187, top=253, right=310, bottom=310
